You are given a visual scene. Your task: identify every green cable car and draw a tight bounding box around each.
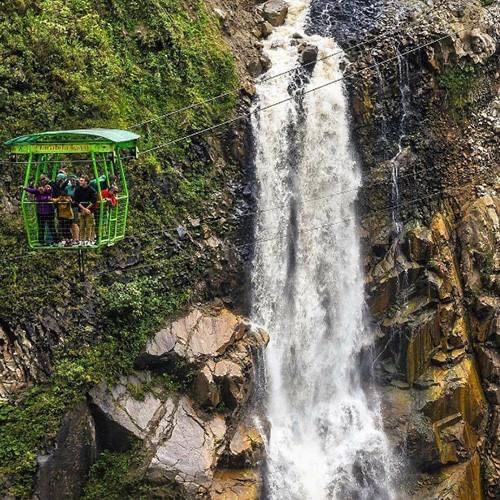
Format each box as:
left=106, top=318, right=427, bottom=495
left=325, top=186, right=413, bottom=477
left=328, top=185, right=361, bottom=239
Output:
left=5, top=129, right=139, bottom=251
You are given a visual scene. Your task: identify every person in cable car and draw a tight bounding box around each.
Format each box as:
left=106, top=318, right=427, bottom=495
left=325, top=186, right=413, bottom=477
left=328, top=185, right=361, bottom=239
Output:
left=64, top=174, right=80, bottom=242
left=52, top=171, right=69, bottom=197
left=101, top=184, right=118, bottom=207
left=90, top=174, right=107, bottom=192
left=74, top=175, right=97, bottom=244
left=52, top=192, right=74, bottom=244
left=23, top=174, right=56, bottom=245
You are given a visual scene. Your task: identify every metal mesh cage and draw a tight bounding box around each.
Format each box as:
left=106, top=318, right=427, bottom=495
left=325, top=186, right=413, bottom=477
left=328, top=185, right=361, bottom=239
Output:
left=6, top=129, right=138, bottom=251
left=20, top=154, right=129, bottom=250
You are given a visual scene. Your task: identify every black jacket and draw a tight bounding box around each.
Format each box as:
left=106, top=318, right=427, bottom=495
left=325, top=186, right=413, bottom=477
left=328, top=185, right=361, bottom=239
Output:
left=74, top=185, right=97, bottom=211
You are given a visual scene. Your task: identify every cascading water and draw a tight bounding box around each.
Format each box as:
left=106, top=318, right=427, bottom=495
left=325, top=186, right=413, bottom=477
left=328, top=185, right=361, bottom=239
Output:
left=390, top=51, right=411, bottom=236
left=251, top=1, right=394, bottom=498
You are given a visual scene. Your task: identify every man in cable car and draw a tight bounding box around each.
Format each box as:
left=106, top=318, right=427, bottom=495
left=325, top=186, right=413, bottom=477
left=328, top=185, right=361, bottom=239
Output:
left=74, top=175, right=97, bottom=244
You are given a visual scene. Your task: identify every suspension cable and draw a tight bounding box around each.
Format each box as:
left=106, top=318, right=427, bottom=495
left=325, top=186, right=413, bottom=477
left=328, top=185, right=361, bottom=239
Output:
left=129, top=0, right=452, bottom=130
left=0, top=184, right=470, bottom=276
left=140, top=25, right=482, bottom=155
left=0, top=161, right=459, bottom=263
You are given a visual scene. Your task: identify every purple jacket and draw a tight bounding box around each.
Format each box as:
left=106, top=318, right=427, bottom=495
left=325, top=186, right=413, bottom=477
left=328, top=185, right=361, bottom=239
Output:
left=25, top=187, right=55, bottom=216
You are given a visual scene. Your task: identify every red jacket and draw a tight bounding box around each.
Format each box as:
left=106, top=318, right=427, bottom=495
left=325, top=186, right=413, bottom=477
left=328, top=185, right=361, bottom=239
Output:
left=100, top=189, right=117, bottom=208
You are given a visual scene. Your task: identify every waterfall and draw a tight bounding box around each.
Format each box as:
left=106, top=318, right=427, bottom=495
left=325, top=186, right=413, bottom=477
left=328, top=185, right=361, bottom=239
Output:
left=251, top=1, right=394, bottom=498
left=390, top=51, right=411, bottom=236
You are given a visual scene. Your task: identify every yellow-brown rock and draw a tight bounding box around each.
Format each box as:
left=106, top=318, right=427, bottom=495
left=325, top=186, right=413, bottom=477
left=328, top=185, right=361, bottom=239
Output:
left=434, top=453, right=483, bottom=500
left=407, top=223, right=434, bottom=263
left=429, top=212, right=464, bottom=301
left=226, top=424, right=264, bottom=468
left=447, top=315, right=469, bottom=350
left=432, top=413, right=477, bottom=465
left=406, top=310, right=441, bottom=384
left=210, top=469, right=260, bottom=500
left=422, top=357, right=487, bottom=430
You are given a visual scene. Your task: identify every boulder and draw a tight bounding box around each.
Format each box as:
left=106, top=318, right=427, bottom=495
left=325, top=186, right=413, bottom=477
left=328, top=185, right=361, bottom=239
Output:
left=224, top=424, right=264, bottom=468
left=213, top=359, right=246, bottom=409
left=137, top=308, right=268, bottom=411
left=298, top=43, right=319, bottom=65
left=259, top=20, right=273, bottom=38
left=247, top=56, right=272, bottom=77
left=89, top=374, right=165, bottom=445
left=147, top=398, right=226, bottom=495
left=210, top=469, right=260, bottom=499
left=193, top=358, right=251, bottom=410
left=193, top=362, right=220, bottom=407
left=35, top=403, right=96, bottom=500
left=137, top=308, right=267, bottom=367
left=260, top=0, right=288, bottom=27
left=90, top=378, right=228, bottom=496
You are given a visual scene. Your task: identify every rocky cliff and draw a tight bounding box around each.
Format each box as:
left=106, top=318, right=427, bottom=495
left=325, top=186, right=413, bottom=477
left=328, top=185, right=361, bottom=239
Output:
left=41, top=306, right=268, bottom=499
left=0, top=0, right=498, bottom=498
left=336, top=0, right=498, bottom=497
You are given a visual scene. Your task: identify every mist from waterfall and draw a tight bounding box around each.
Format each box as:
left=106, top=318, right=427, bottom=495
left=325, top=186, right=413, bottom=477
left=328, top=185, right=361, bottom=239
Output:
left=250, top=1, right=395, bottom=498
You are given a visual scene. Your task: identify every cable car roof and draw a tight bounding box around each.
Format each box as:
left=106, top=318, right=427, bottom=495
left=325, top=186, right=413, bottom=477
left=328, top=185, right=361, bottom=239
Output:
left=5, top=128, right=140, bottom=146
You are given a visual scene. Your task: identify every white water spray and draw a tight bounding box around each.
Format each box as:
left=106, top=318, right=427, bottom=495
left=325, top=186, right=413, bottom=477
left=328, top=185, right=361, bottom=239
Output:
left=251, top=2, right=394, bottom=498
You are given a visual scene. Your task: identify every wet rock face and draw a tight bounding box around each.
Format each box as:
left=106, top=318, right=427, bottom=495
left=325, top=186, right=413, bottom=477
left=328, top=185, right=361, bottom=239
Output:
left=307, top=0, right=386, bottom=43
left=88, top=306, right=268, bottom=498
left=371, top=199, right=498, bottom=496
left=324, top=0, right=498, bottom=496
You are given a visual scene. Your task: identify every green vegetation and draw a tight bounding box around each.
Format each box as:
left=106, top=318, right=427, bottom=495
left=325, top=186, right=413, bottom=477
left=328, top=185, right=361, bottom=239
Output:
left=439, top=63, right=478, bottom=111
left=82, top=444, right=180, bottom=499
left=127, top=372, right=186, bottom=401
left=0, top=0, right=239, bottom=497
left=0, top=278, right=190, bottom=496
left=0, top=0, right=236, bottom=142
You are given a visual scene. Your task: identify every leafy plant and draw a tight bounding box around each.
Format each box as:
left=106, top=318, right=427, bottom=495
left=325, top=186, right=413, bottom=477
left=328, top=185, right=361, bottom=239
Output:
left=439, top=63, right=477, bottom=110
left=82, top=443, right=180, bottom=499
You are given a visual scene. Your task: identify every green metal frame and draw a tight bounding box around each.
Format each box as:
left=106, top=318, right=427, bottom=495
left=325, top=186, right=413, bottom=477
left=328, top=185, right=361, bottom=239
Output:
left=5, top=129, right=139, bottom=251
